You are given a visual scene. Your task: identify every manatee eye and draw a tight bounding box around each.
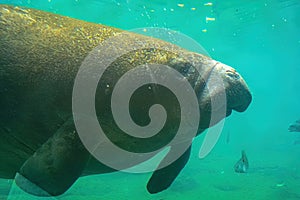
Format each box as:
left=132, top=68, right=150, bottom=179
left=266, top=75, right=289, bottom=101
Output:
left=226, top=69, right=240, bottom=79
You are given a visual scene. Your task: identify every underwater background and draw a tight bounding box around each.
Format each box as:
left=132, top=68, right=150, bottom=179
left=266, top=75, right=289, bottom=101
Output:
left=0, top=0, right=300, bottom=199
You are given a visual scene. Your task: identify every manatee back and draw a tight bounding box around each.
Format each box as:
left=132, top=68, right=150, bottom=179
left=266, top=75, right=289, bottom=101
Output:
left=0, top=5, right=178, bottom=177
left=0, top=4, right=209, bottom=178
left=0, top=5, right=123, bottom=178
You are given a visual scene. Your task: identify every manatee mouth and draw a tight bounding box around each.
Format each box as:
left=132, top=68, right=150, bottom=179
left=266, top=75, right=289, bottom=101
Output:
left=233, top=96, right=251, bottom=112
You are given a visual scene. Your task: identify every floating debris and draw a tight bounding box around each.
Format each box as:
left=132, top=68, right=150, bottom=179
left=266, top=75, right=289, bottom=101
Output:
left=275, top=182, right=285, bottom=187
left=206, top=17, right=216, bottom=23
left=202, top=29, right=207, bottom=33
left=204, top=2, right=213, bottom=6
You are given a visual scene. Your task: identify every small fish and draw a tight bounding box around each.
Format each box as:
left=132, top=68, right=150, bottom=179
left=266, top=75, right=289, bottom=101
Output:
left=288, top=119, right=300, bottom=132
left=234, top=150, right=249, bottom=173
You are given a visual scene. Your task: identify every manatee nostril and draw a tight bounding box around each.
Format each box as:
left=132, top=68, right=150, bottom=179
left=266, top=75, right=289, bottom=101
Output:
left=226, top=69, right=240, bottom=79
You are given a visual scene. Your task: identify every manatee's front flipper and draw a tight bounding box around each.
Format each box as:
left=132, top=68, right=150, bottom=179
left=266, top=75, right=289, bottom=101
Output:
left=15, top=119, right=89, bottom=196
left=147, top=143, right=192, bottom=194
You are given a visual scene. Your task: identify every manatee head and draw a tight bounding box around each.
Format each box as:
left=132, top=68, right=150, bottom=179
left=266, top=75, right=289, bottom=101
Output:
left=201, top=62, right=251, bottom=129
left=221, top=64, right=252, bottom=112
left=181, top=53, right=252, bottom=130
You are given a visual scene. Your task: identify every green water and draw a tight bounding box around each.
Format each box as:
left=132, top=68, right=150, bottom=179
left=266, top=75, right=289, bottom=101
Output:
left=1, top=0, right=300, bottom=199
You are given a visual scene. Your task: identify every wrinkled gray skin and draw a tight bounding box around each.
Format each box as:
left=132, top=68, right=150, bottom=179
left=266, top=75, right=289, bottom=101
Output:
left=288, top=120, right=300, bottom=132
left=0, top=5, right=252, bottom=196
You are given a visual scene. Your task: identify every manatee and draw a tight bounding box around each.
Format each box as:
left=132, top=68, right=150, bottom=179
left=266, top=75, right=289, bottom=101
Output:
left=0, top=5, right=252, bottom=196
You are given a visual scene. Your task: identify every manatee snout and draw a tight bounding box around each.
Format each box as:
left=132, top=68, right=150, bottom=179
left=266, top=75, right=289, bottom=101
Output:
left=195, top=61, right=252, bottom=129
left=220, top=64, right=252, bottom=113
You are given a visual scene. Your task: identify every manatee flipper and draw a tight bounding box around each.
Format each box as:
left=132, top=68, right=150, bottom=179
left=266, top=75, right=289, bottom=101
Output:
left=15, top=119, right=89, bottom=196
left=13, top=173, right=53, bottom=197
left=147, top=144, right=192, bottom=194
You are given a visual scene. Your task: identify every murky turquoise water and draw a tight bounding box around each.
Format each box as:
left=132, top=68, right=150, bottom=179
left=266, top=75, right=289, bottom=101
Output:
left=1, top=0, right=300, bottom=199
